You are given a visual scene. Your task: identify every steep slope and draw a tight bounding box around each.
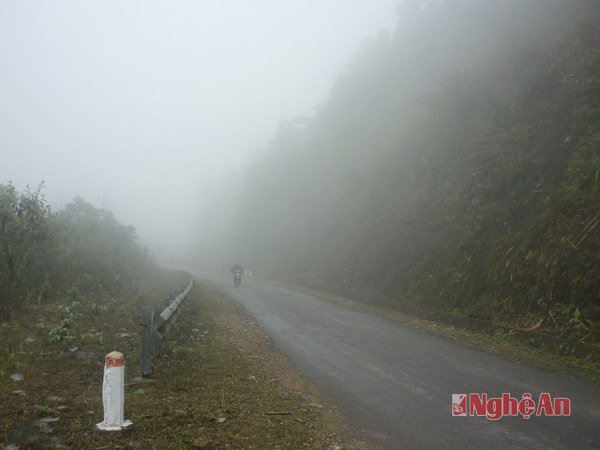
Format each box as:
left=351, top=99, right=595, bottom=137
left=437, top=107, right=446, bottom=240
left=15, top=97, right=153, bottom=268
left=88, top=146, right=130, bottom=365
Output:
left=233, top=0, right=600, bottom=343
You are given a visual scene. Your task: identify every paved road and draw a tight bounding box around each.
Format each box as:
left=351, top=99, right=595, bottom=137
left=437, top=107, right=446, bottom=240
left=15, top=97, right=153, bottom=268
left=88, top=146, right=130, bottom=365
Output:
left=195, top=270, right=600, bottom=449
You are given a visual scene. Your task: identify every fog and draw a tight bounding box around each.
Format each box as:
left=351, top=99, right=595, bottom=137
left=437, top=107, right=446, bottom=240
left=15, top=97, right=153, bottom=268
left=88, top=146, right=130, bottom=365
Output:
left=0, top=0, right=399, bottom=262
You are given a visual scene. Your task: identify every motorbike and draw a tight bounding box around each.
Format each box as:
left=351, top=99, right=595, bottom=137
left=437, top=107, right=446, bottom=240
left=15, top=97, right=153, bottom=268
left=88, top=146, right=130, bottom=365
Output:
left=233, top=270, right=242, bottom=288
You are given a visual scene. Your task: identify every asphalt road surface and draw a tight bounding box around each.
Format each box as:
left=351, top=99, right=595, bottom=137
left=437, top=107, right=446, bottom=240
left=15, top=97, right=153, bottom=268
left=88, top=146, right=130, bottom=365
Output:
left=195, top=270, right=600, bottom=449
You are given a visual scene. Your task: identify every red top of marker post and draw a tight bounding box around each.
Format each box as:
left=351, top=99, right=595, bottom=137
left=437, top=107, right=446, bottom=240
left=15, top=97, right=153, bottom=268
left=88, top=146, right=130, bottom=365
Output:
left=105, top=351, right=125, bottom=368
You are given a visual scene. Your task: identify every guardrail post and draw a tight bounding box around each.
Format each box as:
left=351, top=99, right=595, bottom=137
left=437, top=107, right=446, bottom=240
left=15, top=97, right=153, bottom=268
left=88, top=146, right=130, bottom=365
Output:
left=141, top=307, right=153, bottom=377
left=140, top=277, right=194, bottom=377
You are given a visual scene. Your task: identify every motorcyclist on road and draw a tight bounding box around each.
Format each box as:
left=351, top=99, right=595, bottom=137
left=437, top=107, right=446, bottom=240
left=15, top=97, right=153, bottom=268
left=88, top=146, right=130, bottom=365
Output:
left=230, top=263, right=243, bottom=287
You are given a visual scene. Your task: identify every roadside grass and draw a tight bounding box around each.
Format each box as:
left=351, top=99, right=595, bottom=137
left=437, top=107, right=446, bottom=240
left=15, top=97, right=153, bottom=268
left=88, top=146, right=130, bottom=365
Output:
left=0, top=273, right=367, bottom=449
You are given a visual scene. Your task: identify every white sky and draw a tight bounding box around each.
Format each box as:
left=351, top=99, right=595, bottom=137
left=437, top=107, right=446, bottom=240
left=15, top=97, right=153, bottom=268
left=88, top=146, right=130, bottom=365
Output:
left=0, top=0, right=400, bottom=258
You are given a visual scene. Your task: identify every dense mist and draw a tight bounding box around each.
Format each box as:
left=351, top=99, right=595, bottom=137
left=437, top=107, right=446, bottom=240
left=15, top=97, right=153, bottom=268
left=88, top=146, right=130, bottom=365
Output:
left=3, top=0, right=600, bottom=342
left=4, top=4, right=600, bottom=447
left=198, top=0, right=568, bottom=269
left=196, top=0, right=600, bottom=340
left=1, top=0, right=399, bottom=263
left=192, top=0, right=558, bottom=268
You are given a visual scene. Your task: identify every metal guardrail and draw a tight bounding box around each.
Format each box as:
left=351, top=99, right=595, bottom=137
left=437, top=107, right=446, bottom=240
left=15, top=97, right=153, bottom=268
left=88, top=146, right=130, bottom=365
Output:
left=141, top=277, right=194, bottom=377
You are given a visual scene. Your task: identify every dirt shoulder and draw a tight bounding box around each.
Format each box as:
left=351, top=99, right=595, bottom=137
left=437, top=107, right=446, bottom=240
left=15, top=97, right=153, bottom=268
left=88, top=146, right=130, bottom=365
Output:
left=0, top=276, right=372, bottom=449
left=170, top=281, right=373, bottom=449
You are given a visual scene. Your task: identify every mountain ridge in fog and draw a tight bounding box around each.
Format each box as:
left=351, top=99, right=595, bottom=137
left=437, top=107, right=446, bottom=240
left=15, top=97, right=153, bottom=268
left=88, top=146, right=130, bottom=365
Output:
left=193, top=0, right=600, bottom=343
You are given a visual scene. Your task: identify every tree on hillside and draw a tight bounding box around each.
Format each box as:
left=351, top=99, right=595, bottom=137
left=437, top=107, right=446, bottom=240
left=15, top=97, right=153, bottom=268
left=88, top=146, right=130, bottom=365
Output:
left=50, top=196, right=150, bottom=298
left=231, top=0, right=600, bottom=336
left=0, top=183, right=49, bottom=319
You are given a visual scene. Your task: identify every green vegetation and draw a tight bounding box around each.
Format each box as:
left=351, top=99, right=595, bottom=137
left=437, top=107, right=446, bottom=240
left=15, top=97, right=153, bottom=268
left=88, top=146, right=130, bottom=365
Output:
left=0, top=185, right=152, bottom=322
left=0, top=277, right=360, bottom=448
left=0, top=183, right=49, bottom=319
left=231, top=0, right=600, bottom=346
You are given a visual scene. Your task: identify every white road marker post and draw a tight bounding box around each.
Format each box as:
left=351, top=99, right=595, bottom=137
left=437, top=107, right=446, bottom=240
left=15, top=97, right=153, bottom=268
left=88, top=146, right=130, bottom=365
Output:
left=96, top=351, right=133, bottom=431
